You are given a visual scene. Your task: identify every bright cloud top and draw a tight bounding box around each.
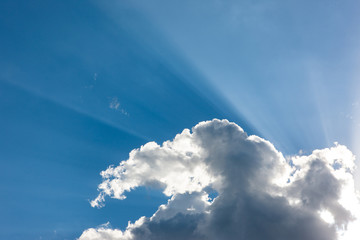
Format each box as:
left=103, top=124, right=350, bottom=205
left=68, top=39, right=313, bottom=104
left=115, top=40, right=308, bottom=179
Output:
left=81, top=119, right=360, bottom=240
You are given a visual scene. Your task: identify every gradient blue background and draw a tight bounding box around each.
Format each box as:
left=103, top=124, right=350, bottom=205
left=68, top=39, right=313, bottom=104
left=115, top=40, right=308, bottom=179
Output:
left=1, top=0, right=359, bottom=239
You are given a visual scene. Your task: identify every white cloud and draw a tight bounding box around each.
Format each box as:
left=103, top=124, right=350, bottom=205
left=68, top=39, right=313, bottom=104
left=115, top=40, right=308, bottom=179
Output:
left=109, top=97, right=121, bottom=110
left=80, top=119, right=360, bottom=240
left=108, top=97, right=129, bottom=116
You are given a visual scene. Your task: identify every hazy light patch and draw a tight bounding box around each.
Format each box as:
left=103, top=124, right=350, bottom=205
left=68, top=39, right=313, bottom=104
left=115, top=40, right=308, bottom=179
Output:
left=338, top=218, right=360, bottom=240
left=350, top=61, right=360, bottom=191
left=319, top=209, right=335, bottom=224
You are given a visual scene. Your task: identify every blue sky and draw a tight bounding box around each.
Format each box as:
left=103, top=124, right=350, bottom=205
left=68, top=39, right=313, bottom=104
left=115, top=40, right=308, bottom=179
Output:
left=1, top=0, right=360, bottom=239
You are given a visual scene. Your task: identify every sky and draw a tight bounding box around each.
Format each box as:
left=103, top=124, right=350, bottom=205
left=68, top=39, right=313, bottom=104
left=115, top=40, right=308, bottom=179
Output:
left=0, top=0, right=360, bottom=240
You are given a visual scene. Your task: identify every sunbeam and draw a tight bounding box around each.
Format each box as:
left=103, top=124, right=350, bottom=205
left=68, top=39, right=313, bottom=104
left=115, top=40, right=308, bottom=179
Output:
left=1, top=1, right=359, bottom=239
left=0, top=79, right=149, bottom=141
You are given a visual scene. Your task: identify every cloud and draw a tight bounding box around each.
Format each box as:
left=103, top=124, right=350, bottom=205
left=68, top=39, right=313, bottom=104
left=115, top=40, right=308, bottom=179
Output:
left=80, top=119, right=360, bottom=240
left=109, top=97, right=129, bottom=116
left=109, top=97, right=121, bottom=110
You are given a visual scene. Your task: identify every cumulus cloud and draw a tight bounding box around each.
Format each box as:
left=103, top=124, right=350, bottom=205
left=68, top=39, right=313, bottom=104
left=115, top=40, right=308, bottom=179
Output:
left=80, top=119, right=360, bottom=240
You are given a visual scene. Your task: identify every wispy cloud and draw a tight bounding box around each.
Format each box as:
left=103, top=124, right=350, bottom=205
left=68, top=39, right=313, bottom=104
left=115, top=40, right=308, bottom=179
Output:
left=109, top=97, right=129, bottom=116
